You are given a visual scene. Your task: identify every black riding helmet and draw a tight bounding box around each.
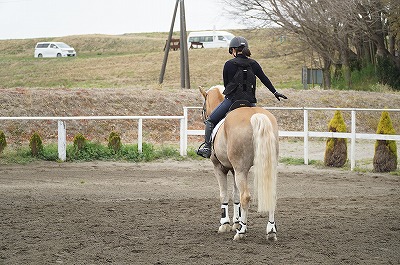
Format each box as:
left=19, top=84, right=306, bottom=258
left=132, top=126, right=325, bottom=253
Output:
left=229, top=36, right=249, bottom=54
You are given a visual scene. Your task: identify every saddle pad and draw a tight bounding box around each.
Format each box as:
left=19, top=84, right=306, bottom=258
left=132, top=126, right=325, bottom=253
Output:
left=211, top=118, right=225, bottom=142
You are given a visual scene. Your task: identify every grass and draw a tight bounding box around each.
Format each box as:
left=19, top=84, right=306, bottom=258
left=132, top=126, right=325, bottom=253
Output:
left=0, top=141, right=189, bottom=164
left=0, top=29, right=390, bottom=91
left=1, top=143, right=397, bottom=174
left=0, top=29, right=306, bottom=89
left=279, top=157, right=320, bottom=166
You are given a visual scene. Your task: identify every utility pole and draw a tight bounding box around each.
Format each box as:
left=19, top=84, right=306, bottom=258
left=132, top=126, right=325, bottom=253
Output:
left=159, top=0, right=190, bottom=89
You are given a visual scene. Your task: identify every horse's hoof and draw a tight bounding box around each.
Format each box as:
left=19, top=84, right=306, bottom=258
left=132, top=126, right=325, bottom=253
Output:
left=267, top=232, right=277, bottom=241
left=218, top=224, right=231, bottom=233
left=232, top=222, right=240, bottom=231
left=266, top=221, right=277, bottom=241
left=233, top=233, right=246, bottom=241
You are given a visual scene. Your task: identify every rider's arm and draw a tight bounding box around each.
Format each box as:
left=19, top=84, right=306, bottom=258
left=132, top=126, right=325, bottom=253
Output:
left=252, top=61, right=277, bottom=94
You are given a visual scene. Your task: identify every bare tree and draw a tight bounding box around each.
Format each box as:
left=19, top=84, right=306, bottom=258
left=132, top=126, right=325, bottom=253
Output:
left=225, top=0, right=400, bottom=88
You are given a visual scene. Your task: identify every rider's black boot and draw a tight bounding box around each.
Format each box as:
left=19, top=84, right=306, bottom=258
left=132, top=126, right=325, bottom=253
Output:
left=197, top=120, right=214, bottom=158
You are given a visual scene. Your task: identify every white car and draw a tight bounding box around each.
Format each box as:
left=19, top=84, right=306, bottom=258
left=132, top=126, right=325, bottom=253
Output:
left=187, top=31, right=235, bottom=49
left=34, top=42, right=76, bottom=58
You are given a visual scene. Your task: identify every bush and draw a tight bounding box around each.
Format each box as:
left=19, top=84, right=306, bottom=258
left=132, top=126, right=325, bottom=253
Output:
left=324, top=110, right=347, bottom=167
left=376, top=56, right=400, bottom=90
left=68, top=141, right=111, bottom=161
left=108, top=131, right=122, bottom=153
left=73, top=133, right=86, bottom=151
left=29, top=132, right=44, bottom=157
left=0, top=130, right=6, bottom=154
left=373, top=111, right=398, bottom=172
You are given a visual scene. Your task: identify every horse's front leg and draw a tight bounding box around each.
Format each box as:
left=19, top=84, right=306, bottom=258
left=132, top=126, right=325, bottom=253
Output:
left=213, top=164, right=231, bottom=233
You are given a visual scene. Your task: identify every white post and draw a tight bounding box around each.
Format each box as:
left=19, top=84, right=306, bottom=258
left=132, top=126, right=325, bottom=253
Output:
left=180, top=118, right=186, bottom=156
left=351, top=110, right=356, bottom=171
left=304, top=109, right=309, bottom=165
left=138, top=118, right=143, bottom=153
left=182, top=108, right=188, bottom=156
left=57, top=120, right=66, bottom=161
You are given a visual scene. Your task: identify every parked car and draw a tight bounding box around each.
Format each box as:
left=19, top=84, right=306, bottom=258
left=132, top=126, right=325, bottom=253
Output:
left=187, top=31, right=234, bottom=49
left=34, top=42, right=76, bottom=58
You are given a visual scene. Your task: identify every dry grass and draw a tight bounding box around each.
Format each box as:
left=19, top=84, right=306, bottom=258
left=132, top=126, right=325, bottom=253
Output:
left=0, top=29, right=304, bottom=89
left=0, top=30, right=399, bottom=147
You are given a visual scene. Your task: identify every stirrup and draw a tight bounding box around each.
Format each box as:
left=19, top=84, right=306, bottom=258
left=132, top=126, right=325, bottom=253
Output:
left=197, top=143, right=211, bottom=158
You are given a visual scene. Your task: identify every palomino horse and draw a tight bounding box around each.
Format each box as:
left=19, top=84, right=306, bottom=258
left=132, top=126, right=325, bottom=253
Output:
left=200, top=85, right=279, bottom=241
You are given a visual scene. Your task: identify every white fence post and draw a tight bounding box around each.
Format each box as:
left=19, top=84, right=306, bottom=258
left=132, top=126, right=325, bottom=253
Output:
left=351, top=110, right=356, bottom=171
left=303, top=109, right=309, bottom=165
left=180, top=117, right=186, bottom=156
left=182, top=108, right=188, bottom=156
left=138, top=118, right=143, bottom=153
left=57, top=120, right=66, bottom=161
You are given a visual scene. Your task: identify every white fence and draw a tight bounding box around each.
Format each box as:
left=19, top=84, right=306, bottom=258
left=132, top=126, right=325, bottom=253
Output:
left=1, top=107, right=399, bottom=171
left=183, top=107, right=400, bottom=171
left=0, top=115, right=186, bottom=160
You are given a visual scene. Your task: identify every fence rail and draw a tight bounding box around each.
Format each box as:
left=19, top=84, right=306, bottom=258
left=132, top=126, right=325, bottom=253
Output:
left=1, top=107, right=399, bottom=171
left=0, top=115, right=185, bottom=160
left=182, top=107, right=400, bottom=171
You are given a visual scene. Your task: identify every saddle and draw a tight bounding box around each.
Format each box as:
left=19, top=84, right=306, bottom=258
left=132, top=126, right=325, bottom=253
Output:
left=229, top=99, right=254, bottom=111
left=212, top=100, right=254, bottom=141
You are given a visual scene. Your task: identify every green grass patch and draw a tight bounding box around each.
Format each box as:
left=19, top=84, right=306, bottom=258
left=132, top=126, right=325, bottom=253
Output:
left=0, top=141, right=189, bottom=164
left=279, top=157, right=319, bottom=165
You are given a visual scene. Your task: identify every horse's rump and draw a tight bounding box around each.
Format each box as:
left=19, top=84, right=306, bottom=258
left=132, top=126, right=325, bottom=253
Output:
left=218, top=107, right=278, bottom=213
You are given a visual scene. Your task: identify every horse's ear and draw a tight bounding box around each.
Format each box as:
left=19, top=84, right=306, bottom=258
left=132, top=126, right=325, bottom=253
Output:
left=199, top=86, right=207, bottom=99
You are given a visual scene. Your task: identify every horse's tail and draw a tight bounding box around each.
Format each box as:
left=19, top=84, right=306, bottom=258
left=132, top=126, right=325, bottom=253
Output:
left=251, top=113, right=278, bottom=214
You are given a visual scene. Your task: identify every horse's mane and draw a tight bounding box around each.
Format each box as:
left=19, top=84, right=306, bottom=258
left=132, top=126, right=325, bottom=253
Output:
left=207, top=85, right=224, bottom=102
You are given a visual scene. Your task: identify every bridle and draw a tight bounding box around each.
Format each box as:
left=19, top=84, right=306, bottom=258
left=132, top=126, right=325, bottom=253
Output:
left=201, top=94, right=208, bottom=122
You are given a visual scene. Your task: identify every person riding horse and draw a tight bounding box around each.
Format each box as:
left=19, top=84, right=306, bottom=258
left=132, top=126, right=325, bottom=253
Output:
left=197, top=36, right=288, bottom=158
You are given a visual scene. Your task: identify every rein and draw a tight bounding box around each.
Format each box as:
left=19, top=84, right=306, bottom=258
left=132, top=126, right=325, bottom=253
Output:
left=201, top=94, right=208, bottom=122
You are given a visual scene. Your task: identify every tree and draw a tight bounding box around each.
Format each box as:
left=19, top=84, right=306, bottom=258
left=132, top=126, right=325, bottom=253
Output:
left=225, top=0, right=400, bottom=89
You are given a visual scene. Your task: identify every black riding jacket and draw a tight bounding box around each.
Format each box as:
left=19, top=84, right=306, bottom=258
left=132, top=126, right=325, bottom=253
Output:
left=222, top=54, right=277, bottom=103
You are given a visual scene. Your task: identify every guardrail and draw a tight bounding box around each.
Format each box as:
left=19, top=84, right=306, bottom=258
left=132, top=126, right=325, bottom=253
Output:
left=182, top=107, right=400, bottom=171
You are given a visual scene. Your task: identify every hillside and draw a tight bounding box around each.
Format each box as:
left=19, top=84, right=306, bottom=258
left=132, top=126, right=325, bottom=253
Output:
left=0, top=30, right=399, bottom=146
left=0, top=29, right=304, bottom=89
left=1, top=87, right=399, bottom=146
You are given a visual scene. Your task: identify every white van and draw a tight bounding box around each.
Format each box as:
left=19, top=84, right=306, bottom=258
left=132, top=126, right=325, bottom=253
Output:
left=34, top=42, right=76, bottom=58
left=187, top=31, right=235, bottom=49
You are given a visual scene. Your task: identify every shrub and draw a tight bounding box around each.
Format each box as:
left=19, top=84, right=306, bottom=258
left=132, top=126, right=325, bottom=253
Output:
left=324, top=110, right=347, bottom=167
left=376, top=56, right=400, bottom=90
left=68, top=141, right=111, bottom=161
left=29, top=132, right=44, bottom=157
left=108, top=131, right=122, bottom=153
left=0, top=130, right=6, bottom=154
left=73, top=133, right=87, bottom=151
left=373, top=111, right=397, bottom=172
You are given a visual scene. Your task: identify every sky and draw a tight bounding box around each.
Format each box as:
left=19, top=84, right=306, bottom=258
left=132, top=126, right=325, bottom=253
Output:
left=0, top=0, right=246, bottom=40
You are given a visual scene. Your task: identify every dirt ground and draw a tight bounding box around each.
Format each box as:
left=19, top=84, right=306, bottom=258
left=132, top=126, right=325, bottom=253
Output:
left=0, top=157, right=399, bottom=265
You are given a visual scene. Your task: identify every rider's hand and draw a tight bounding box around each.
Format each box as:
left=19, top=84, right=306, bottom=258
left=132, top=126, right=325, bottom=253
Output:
left=274, top=91, right=288, bottom=101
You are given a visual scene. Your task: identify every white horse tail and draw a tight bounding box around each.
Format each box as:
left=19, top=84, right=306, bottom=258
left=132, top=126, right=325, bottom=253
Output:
left=251, top=113, right=278, bottom=214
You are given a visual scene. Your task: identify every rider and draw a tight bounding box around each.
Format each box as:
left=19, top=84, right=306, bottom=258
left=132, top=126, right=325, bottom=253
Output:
left=197, top=36, right=288, bottom=158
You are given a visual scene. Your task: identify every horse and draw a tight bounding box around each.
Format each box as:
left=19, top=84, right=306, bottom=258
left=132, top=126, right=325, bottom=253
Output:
left=199, top=85, right=279, bottom=241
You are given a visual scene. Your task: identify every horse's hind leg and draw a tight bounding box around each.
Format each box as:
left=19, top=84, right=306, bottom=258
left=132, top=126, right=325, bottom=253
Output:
left=232, top=173, right=241, bottom=231
left=233, top=171, right=251, bottom=241
left=213, top=165, right=231, bottom=233
left=267, top=211, right=277, bottom=241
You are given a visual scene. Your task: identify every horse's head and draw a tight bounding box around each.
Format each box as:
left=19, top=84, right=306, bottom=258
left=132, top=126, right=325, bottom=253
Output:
left=199, top=85, right=225, bottom=120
